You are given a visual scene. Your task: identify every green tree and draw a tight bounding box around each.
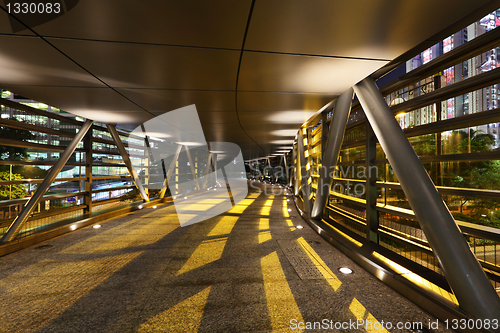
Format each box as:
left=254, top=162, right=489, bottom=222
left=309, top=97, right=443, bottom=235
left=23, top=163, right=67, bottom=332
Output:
left=0, top=171, right=28, bottom=199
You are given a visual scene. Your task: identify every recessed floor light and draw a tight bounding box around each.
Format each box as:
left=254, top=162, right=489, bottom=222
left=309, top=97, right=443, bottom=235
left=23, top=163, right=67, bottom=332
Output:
left=296, top=225, right=303, bottom=229
left=152, top=205, right=157, bottom=209
left=70, top=224, right=77, bottom=231
left=184, top=197, right=187, bottom=199
left=93, top=224, right=101, bottom=229
left=339, top=267, right=353, bottom=274
left=287, top=208, right=292, bottom=211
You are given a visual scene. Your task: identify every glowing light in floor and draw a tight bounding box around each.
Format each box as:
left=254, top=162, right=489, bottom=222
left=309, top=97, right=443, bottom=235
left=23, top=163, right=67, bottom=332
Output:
left=339, top=267, right=353, bottom=274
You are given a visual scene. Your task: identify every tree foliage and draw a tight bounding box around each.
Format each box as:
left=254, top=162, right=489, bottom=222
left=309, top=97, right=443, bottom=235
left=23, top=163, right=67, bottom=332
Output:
left=0, top=171, right=28, bottom=200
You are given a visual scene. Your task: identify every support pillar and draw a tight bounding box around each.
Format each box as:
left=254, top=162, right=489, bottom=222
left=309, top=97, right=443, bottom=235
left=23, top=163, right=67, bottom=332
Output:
left=354, top=77, right=500, bottom=321
left=311, top=89, right=354, bottom=219
left=1, top=119, right=93, bottom=242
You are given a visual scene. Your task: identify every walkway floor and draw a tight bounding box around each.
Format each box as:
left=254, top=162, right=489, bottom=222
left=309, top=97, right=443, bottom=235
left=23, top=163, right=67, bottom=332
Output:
left=0, top=182, right=451, bottom=332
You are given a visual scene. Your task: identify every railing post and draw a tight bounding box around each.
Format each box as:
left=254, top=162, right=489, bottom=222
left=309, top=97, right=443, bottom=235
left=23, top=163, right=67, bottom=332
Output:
left=106, top=125, right=149, bottom=202
left=354, top=76, right=500, bottom=321
left=311, top=89, right=354, bottom=220
left=1, top=119, right=93, bottom=243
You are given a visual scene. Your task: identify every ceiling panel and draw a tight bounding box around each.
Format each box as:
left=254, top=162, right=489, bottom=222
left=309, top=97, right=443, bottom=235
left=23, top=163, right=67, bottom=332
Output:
left=246, top=0, right=492, bottom=59
left=49, top=38, right=240, bottom=90
left=238, top=52, right=387, bottom=94
left=198, top=112, right=239, bottom=124
left=237, top=91, right=333, bottom=112
left=117, top=89, right=235, bottom=114
left=1, top=0, right=252, bottom=49
left=0, top=35, right=104, bottom=87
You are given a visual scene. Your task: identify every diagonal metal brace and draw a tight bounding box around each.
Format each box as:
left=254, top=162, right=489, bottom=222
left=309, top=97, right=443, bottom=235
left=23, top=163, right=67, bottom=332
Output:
left=107, top=125, right=149, bottom=202
left=1, top=119, right=93, bottom=243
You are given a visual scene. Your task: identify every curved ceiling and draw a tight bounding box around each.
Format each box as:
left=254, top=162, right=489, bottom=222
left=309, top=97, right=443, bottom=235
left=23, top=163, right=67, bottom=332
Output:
left=0, top=0, right=496, bottom=159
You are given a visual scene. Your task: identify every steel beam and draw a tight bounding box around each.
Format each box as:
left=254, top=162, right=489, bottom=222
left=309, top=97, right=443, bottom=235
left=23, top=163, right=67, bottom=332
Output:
left=1, top=119, right=93, bottom=243
left=297, top=128, right=311, bottom=215
left=354, top=77, right=500, bottom=321
left=107, top=125, right=149, bottom=202
left=311, top=89, right=354, bottom=219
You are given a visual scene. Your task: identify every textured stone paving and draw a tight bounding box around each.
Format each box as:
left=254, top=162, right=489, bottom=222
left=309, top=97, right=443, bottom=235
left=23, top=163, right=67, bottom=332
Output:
left=0, top=181, right=452, bottom=332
